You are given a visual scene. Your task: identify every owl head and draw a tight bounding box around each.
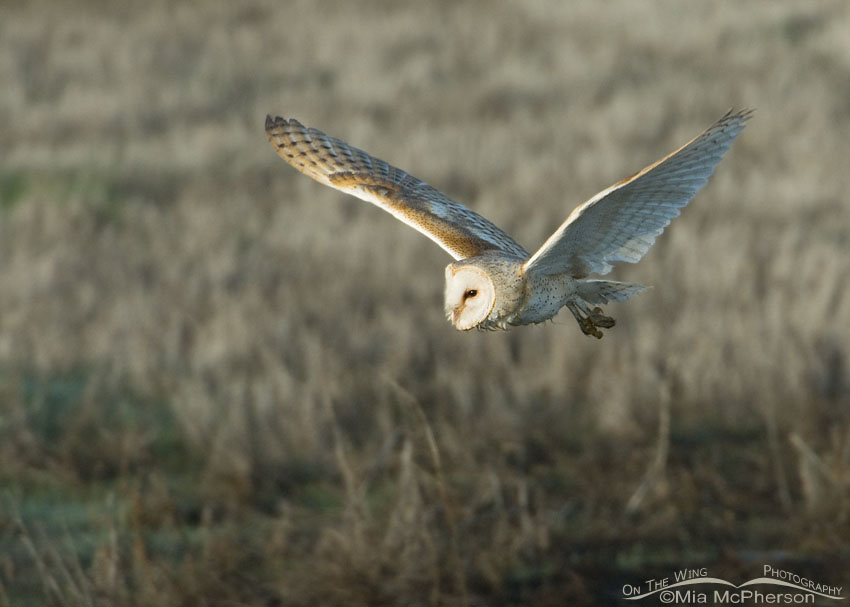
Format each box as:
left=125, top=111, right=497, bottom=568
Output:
left=444, top=254, right=525, bottom=330
left=444, top=265, right=496, bottom=330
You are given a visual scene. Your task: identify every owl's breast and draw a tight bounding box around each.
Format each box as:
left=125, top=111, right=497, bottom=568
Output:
left=511, top=273, right=576, bottom=326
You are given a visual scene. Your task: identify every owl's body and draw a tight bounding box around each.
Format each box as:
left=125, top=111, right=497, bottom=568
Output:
left=266, top=109, right=751, bottom=337
left=444, top=252, right=644, bottom=335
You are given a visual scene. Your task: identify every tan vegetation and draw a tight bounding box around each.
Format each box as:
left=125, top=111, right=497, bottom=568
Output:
left=1, top=1, right=849, bottom=605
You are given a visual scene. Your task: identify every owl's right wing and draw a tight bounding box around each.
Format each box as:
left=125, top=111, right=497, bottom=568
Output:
left=266, top=115, right=528, bottom=261
left=523, top=109, right=752, bottom=277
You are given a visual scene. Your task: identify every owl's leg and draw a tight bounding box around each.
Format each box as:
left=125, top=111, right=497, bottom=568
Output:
left=568, top=301, right=616, bottom=338
left=589, top=306, right=616, bottom=329
left=577, top=300, right=616, bottom=328
left=566, top=301, right=604, bottom=339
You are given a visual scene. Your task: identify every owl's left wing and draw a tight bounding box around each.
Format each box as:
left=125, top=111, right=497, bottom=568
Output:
left=266, top=115, right=528, bottom=261
left=523, top=109, right=752, bottom=277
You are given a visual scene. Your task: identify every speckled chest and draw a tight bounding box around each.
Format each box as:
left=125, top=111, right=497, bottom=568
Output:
left=511, top=272, right=575, bottom=326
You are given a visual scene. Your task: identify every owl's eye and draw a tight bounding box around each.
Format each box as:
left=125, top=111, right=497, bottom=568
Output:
left=464, top=289, right=478, bottom=299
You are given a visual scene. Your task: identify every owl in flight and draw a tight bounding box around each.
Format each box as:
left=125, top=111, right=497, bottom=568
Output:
left=266, top=109, right=751, bottom=337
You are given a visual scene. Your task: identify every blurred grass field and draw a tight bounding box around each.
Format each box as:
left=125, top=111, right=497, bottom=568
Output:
left=1, top=0, right=850, bottom=605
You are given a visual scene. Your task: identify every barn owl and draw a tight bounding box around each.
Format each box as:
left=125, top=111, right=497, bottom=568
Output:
left=266, top=109, right=751, bottom=337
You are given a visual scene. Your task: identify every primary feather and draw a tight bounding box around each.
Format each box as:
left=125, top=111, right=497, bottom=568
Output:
left=523, top=109, right=753, bottom=277
left=265, top=115, right=528, bottom=261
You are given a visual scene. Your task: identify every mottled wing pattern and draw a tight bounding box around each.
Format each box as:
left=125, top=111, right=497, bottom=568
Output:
left=523, top=109, right=752, bottom=277
left=265, top=116, right=528, bottom=261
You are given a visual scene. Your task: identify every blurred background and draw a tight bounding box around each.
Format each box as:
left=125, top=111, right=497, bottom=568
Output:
left=1, top=1, right=849, bottom=605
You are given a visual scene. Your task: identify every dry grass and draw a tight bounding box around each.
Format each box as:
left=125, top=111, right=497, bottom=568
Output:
left=1, top=0, right=849, bottom=605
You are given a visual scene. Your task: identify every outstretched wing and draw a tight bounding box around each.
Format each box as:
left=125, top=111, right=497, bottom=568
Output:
left=523, top=109, right=752, bottom=277
left=266, top=115, right=528, bottom=261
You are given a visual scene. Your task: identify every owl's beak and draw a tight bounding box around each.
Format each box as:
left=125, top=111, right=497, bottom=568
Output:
left=446, top=303, right=464, bottom=328
left=450, top=305, right=476, bottom=331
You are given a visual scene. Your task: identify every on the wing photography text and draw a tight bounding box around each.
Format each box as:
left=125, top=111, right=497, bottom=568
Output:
left=621, top=564, right=844, bottom=605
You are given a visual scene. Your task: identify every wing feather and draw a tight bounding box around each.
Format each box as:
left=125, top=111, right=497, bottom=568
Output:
left=265, top=115, right=528, bottom=261
left=523, top=109, right=753, bottom=276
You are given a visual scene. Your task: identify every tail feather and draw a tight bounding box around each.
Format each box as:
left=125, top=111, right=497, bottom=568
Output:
left=576, top=279, right=647, bottom=305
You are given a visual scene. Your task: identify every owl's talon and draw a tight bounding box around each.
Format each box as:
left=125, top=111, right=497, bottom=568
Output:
left=589, top=307, right=616, bottom=329
left=571, top=303, right=614, bottom=338
left=579, top=316, right=604, bottom=339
